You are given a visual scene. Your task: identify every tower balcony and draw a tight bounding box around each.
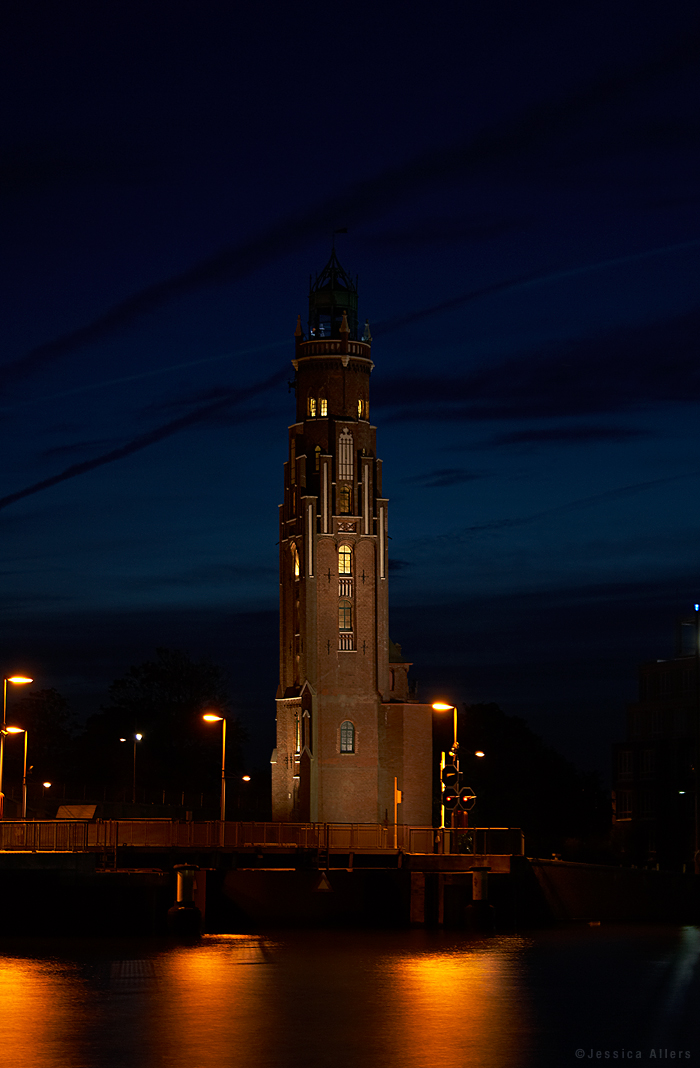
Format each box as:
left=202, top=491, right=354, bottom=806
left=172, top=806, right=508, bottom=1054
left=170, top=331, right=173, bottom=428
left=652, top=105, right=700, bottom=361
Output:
left=339, top=633, right=355, bottom=651
left=297, top=339, right=372, bottom=360
left=338, top=577, right=353, bottom=597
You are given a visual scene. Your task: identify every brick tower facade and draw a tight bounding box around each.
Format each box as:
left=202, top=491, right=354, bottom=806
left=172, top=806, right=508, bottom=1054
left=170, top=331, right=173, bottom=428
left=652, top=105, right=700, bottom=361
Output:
left=271, top=250, right=433, bottom=825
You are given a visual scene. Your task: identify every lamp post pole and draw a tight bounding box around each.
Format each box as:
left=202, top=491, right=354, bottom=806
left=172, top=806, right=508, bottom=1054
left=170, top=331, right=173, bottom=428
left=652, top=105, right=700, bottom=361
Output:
left=695, top=605, right=700, bottom=875
left=0, top=676, right=33, bottom=819
left=21, top=730, right=27, bottom=820
left=433, top=702, right=459, bottom=831
left=203, top=713, right=227, bottom=828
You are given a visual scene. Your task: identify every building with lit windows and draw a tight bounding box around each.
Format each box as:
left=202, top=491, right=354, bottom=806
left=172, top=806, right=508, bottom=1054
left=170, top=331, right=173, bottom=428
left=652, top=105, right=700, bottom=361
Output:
left=611, top=614, right=700, bottom=870
left=271, top=250, right=433, bottom=824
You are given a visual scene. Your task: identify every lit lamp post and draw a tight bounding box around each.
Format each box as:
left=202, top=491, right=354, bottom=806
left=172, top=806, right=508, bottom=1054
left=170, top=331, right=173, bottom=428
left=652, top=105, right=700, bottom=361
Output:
left=1, top=676, right=33, bottom=818
left=119, top=733, right=143, bottom=804
left=432, top=702, right=458, bottom=830
left=203, top=714, right=227, bottom=824
left=5, top=726, right=28, bottom=819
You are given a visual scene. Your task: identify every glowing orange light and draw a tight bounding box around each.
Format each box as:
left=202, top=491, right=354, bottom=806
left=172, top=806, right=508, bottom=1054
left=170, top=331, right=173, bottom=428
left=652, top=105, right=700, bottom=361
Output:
left=7, top=676, right=32, bottom=685
left=242, top=775, right=251, bottom=782
left=43, top=782, right=51, bottom=788
left=475, top=751, right=485, bottom=758
left=5, top=726, right=24, bottom=734
left=431, top=702, right=454, bottom=712
left=203, top=713, right=223, bottom=723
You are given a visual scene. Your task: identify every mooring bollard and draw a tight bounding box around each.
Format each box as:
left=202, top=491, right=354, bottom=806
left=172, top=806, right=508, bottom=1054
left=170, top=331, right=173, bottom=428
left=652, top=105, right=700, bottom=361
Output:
left=167, top=863, right=203, bottom=937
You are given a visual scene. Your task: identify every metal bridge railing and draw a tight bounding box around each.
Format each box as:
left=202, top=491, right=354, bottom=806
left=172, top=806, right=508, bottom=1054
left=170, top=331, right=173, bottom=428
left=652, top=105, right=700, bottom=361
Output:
left=0, top=820, right=524, bottom=855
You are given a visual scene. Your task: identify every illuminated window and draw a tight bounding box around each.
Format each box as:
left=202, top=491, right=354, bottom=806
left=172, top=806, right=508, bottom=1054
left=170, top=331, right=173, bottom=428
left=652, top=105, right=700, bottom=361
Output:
left=308, top=396, right=317, bottom=417
left=338, top=544, right=352, bottom=575
left=338, top=485, right=351, bottom=514
left=339, top=600, right=352, bottom=630
left=338, top=428, right=353, bottom=479
left=357, top=399, right=364, bottom=419
left=291, top=543, right=300, bottom=579
left=320, top=398, right=328, bottom=417
left=315, top=445, right=321, bottom=471
left=340, top=721, right=355, bottom=753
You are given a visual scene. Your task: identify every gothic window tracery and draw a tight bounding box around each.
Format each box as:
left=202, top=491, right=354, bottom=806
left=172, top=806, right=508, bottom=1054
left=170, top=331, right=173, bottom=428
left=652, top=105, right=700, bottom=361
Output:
left=320, top=397, right=328, bottom=417
left=338, top=485, right=351, bottom=514
left=338, top=428, right=353, bottom=480
left=308, top=396, right=317, bottom=417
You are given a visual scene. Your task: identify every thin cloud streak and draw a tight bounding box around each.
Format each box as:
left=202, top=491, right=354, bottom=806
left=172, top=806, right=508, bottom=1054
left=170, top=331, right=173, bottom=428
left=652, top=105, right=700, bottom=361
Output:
left=2, top=32, right=696, bottom=390
left=372, top=238, right=700, bottom=336
left=0, top=339, right=288, bottom=413
left=0, top=367, right=288, bottom=513
left=446, top=470, right=700, bottom=540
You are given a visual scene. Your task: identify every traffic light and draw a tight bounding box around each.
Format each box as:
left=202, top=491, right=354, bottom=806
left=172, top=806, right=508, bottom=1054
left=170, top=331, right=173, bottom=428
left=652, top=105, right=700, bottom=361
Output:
left=459, top=786, right=476, bottom=811
left=441, top=764, right=459, bottom=789
left=443, top=788, right=460, bottom=811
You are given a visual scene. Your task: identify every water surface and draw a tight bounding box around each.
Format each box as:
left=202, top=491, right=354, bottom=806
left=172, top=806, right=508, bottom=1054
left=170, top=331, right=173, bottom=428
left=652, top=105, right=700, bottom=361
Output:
left=0, top=926, right=698, bottom=1067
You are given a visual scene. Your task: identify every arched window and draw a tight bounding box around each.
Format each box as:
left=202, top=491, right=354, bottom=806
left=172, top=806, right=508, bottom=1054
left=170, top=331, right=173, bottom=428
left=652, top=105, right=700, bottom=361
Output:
left=339, top=600, right=352, bottom=631
left=338, top=544, right=352, bottom=575
left=320, top=397, right=328, bottom=417
left=338, top=428, right=353, bottom=480
left=338, top=484, right=351, bottom=514
left=357, top=399, right=364, bottom=419
left=308, top=396, right=317, bottom=417
left=340, top=721, right=355, bottom=754
left=314, top=445, right=321, bottom=472
left=291, top=543, right=300, bottom=579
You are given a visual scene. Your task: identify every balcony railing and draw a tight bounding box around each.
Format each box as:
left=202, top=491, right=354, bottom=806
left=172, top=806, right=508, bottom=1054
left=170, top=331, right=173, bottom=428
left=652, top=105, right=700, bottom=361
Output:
left=338, top=578, right=353, bottom=596
left=338, top=633, right=355, bottom=651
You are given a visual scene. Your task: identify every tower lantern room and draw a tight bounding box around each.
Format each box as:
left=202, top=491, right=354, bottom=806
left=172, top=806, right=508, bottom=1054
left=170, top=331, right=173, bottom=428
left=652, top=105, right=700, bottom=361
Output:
left=307, top=247, right=360, bottom=340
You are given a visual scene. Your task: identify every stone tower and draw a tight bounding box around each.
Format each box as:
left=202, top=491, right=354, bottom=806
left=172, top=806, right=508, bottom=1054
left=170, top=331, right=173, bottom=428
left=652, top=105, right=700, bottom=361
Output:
left=271, top=249, right=433, bottom=825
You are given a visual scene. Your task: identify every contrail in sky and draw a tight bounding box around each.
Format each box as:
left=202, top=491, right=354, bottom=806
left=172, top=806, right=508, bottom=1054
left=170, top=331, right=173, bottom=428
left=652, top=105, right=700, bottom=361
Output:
left=4, top=238, right=697, bottom=414
left=0, top=367, right=288, bottom=513
left=0, top=339, right=288, bottom=413
left=1, top=31, right=696, bottom=391
left=372, top=239, right=700, bottom=335
left=443, top=469, right=700, bottom=540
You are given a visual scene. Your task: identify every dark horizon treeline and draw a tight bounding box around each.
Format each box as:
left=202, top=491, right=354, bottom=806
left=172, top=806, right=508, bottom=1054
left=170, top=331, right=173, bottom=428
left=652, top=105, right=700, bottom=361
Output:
left=2, top=648, right=248, bottom=806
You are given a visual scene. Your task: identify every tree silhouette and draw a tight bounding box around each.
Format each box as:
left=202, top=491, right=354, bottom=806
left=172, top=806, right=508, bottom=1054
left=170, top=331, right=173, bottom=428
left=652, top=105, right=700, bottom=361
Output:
left=80, top=648, right=247, bottom=794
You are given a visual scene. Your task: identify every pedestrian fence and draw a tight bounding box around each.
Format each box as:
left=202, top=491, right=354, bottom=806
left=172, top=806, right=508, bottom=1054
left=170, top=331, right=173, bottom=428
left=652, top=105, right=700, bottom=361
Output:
left=0, top=820, right=523, bottom=856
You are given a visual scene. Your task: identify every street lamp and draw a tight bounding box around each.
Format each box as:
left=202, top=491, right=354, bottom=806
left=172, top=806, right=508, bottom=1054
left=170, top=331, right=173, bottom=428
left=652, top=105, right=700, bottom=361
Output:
left=432, top=702, right=458, bottom=830
left=5, top=726, right=28, bottom=819
left=203, top=713, right=227, bottom=823
left=120, top=733, right=143, bottom=804
left=1, top=676, right=33, bottom=818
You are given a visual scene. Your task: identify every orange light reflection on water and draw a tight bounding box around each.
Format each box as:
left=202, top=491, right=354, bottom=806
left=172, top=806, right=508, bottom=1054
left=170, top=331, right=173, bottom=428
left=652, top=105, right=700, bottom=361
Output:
left=0, top=956, right=82, bottom=1068
left=385, top=939, right=535, bottom=1068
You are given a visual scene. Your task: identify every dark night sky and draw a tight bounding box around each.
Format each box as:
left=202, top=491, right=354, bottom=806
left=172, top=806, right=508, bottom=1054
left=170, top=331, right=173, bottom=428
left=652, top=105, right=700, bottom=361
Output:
left=1, top=2, right=699, bottom=780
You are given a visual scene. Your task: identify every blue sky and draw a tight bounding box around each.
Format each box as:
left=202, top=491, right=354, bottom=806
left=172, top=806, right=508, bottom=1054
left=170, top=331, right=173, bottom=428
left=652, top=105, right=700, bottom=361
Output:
left=1, top=1, right=698, bottom=775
